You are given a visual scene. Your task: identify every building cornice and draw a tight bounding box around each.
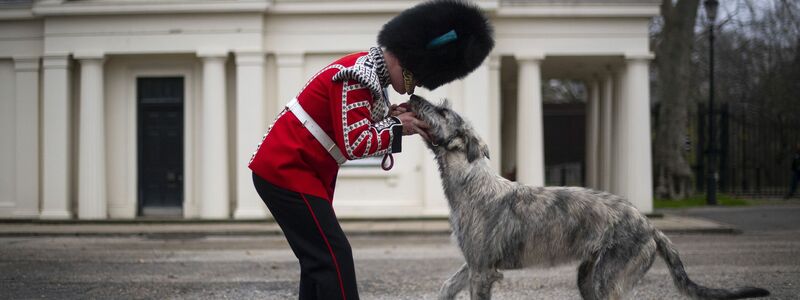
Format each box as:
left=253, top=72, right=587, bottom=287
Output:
left=268, top=1, right=413, bottom=14
left=496, top=3, right=659, bottom=18
left=31, top=0, right=271, bottom=16
left=2, top=0, right=659, bottom=19
left=0, top=6, right=35, bottom=20
left=267, top=0, right=498, bottom=15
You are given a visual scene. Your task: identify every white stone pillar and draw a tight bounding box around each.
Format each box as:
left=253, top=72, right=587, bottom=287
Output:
left=41, top=54, right=72, bottom=219
left=13, top=56, right=41, bottom=218
left=599, top=72, right=614, bottom=192
left=488, top=55, right=502, bottom=173
left=611, top=69, right=627, bottom=196
left=585, top=79, right=600, bottom=189
left=516, top=54, right=545, bottom=187
left=76, top=53, right=107, bottom=219
left=622, top=55, right=654, bottom=213
left=275, top=52, right=304, bottom=111
left=199, top=49, right=230, bottom=219
left=462, top=55, right=495, bottom=171
left=234, top=50, right=268, bottom=219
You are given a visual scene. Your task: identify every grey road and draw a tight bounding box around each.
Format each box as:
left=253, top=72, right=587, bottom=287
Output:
left=2, top=207, right=799, bottom=299
left=674, top=204, right=800, bottom=232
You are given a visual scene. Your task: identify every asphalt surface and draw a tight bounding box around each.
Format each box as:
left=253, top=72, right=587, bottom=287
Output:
left=673, top=204, right=800, bottom=232
left=2, top=205, right=799, bottom=299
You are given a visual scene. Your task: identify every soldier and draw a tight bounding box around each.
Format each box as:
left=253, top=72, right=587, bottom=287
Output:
left=248, top=1, right=494, bottom=299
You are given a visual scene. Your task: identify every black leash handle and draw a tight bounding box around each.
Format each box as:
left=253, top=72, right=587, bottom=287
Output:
left=381, top=153, right=394, bottom=171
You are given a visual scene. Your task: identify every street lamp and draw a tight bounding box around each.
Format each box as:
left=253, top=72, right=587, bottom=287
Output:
left=705, top=0, right=719, bottom=205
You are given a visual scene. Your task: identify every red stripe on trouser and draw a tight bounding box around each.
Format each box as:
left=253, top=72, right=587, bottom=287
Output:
left=300, top=194, right=347, bottom=300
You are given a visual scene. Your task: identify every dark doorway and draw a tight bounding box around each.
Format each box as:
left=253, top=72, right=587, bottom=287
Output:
left=543, top=103, right=586, bottom=187
left=137, top=77, right=184, bottom=216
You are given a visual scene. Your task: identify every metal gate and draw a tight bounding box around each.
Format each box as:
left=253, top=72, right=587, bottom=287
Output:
left=694, top=103, right=800, bottom=197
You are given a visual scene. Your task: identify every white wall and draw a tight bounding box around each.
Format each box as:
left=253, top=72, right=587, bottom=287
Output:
left=44, top=14, right=262, bottom=55
left=264, top=14, right=389, bottom=54
left=493, top=18, right=652, bottom=55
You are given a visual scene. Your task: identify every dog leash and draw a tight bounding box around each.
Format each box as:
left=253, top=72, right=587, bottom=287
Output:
left=381, top=153, right=394, bottom=171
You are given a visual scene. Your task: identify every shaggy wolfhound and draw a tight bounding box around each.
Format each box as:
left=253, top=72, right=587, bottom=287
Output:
left=408, top=95, right=769, bottom=300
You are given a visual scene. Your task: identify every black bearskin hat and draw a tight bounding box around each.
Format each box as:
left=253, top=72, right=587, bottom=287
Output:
left=378, top=0, right=494, bottom=90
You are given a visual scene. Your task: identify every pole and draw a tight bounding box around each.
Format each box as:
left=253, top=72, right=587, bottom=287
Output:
left=707, top=22, right=718, bottom=205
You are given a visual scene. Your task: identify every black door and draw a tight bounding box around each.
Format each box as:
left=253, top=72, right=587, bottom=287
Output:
left=137, top=77, right=184, bottom=216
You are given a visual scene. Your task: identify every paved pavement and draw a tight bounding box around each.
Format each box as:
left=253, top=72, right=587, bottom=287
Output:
left=663, top=204, right=800, bottom=232
left=0, top=213, right=736, bottom=237
left=1, top=205, right=798, bottom=299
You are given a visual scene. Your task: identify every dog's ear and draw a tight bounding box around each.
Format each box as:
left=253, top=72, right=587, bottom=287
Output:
left=481, top=141, right=490, bottom=160
left=466, top=133, right=489, bottom=163
left=439, top=98, right=452, bottom=109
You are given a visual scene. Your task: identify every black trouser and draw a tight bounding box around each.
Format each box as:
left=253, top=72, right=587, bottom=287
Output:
left=252, top=173, right=359, bottom=300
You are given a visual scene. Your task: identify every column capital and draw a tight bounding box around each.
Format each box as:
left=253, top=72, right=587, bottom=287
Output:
left=515, top=52, right=545, bottom=62
left=235, top=50, right=265, bottom=66
left=275, top=52, right=304, bottom=67
left=42, top=54, right=71, bottom=69
left=488, top=54, right=501, bottom=70
left=197, top=48, right=229, bottom=59
left=74, top=51, right=105, bottom=61
left=13, top=56, right=40, bottom=72
left=624, top=52, right=654, bottom=62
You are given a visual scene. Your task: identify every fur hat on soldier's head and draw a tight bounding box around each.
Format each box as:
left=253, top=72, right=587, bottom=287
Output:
left=378, top=0, right=494, bottom=90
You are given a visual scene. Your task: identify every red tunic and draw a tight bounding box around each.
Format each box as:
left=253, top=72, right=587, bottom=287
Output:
left=249, top=50, right=402, bottom=202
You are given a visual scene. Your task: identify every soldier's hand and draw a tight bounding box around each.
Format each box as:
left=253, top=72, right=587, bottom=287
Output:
left=395, top=112, right=431, bottom=141
left=390, top=103, right=410, bottom=117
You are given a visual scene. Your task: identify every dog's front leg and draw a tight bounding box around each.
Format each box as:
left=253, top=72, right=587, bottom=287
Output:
left=468, top=268, right=503, bottom=300
left=438, top=263, right=469, bottom=300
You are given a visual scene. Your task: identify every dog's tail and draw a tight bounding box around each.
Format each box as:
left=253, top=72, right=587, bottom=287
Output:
left=653, top=230, right=769, bottom=299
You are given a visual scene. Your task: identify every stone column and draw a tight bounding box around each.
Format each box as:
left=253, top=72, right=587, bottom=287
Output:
left=275, top=52, right=304, bottom=111
left=585, top=79, right=600, bottom=189
left=516, top=54, right=545, bottom=187
left=234, top=50, right=268, bottom=219
left=462, top=55, right=494, bottom=170
left=198, top=49, right=230, bottom=219
left=40, top=54, right=72, bottom=219
left=13, top=56, right=41, bottom=218
left=488, top=55, right=502, bottom=173
left=599, top=72, right=614, bottom=192
left=622, top=55, right=654, bottom=213
left=611, top=68, right=627, bottom=196
left=76, top=53, right=107, bottom=219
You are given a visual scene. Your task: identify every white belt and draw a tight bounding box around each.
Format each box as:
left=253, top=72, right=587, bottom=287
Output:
left=286, top=98, right=348, bottom=165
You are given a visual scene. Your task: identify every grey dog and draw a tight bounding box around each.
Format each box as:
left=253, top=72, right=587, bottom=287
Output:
left=408, top=95, right=769, bottom=300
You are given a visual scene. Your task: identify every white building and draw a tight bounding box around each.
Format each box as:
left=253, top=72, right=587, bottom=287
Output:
left=0, top=0, right=658, bottom=220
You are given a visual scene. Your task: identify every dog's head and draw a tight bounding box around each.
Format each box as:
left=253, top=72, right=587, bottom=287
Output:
left=408, top=95, right=489, bottom=163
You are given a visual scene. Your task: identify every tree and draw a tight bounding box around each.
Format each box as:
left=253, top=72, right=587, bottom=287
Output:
left=653, top=0, right=701, bottom=199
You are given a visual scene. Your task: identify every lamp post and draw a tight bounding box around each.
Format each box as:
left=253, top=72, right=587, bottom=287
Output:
left=705, top=0, right=719, bottom=205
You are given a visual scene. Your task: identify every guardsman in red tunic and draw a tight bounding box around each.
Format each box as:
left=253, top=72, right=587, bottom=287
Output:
left=249, top=1, right=494, bottom=299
